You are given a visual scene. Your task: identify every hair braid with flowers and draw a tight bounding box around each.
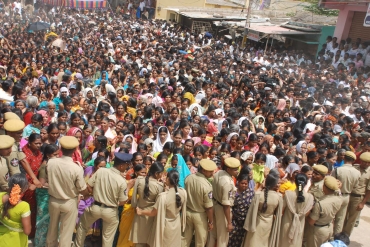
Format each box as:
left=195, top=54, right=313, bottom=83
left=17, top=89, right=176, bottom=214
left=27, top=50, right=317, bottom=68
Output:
left=1, top=174, right=28, bottom=218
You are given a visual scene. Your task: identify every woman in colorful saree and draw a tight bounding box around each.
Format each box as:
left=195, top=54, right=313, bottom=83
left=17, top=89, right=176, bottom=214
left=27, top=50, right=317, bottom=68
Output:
left=0, top=174, right=31, bottom=247
left=66, top=127, right=84, bottom=165
left=34, top=144, right=59, bottom=247
left=76, top=156, right=107, bottom=238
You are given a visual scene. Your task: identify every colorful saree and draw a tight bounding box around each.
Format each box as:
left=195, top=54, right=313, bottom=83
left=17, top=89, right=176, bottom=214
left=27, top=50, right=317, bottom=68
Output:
left=228, top=188, right=255, bottom=247
left=22, top=144, right=43, bottom=238
left=77, top=166, right=101, bottom=236
left=116, top=187, right=135, bottom=247
left=0, top=192, right=30, bottom=247
left=34, top=188, right=50, bottom=247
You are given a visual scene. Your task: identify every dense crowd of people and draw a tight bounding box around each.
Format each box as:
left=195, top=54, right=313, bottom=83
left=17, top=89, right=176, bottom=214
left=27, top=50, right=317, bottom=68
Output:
left=0, top=1, right=369, bottom=247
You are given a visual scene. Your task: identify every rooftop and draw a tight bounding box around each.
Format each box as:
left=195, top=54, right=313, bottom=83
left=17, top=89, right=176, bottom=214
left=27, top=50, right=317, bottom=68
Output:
left=206, top=0, right=244, bottom=8
left=165, top=7, right=247, bottom=20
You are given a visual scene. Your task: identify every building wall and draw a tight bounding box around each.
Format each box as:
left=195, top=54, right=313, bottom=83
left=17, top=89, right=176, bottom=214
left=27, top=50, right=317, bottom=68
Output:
left=317, top=26, right=335, bottom=55
left=325, top=3, right=369, bottom=41
left=154, top=0, right=243, bottom=20
left=155, top=0, right=205, bottom=19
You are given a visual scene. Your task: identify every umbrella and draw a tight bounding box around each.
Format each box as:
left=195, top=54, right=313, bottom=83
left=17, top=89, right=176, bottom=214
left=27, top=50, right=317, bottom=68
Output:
left=27, top=22, right=50, bottom=32
left=52, top=38, right=66, bottom=50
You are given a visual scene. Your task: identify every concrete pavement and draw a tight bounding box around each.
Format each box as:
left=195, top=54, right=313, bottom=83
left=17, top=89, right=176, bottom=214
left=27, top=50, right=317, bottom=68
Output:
left=349, top=203, right=370, bottom=247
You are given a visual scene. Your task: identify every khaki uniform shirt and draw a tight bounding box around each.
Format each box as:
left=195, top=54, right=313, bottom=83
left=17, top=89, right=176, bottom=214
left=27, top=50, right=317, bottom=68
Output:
left=212, top=170, right=236, bottom=206
left=0, top=156, right=10, bottom=192
left=351, top=166, right=370, bottom=195
left=309, top=179, right=325, bottom=200
left=47, top=156, right=86, bottom=200
left=309, top=194, right=342, bottom=225
left=88, top=167, right=127, bottom=207
left=185, top=172, right=213, bottom=212
left=132, top=176, right=163, bottom=209
left=5, top=143, right=24, bottom=175
left=331, top=164, right=361, bottom=194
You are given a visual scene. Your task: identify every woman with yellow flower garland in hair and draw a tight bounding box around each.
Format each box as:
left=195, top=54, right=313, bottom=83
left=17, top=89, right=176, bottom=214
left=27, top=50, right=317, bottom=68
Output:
left=0, top=173, right=31, bottom=247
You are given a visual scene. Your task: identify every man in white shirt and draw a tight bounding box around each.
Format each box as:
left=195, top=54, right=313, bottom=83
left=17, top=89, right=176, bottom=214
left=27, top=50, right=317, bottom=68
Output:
left=325, top=36, right=333, bottom=53
left=340, top=44, right=350, bottom=57
left=13, top=0, right=22, bottom=14
left=330, top=42, right=339, bottom=55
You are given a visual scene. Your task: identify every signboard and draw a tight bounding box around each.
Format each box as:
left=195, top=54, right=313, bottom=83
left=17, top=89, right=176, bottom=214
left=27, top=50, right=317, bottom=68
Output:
left=365, top=3, right=370, bottom=27
left=247, top=29, right=260, bottom=42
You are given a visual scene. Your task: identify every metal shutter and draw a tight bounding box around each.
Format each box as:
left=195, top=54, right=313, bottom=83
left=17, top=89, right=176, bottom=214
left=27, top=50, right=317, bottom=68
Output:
left=348, top=11, right=370, bottom=41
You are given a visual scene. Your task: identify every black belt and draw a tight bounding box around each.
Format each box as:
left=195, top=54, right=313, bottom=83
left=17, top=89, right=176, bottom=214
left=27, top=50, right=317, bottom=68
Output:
left=314, top=223, right=330, bottom=227
left=212, top=198, right=223, bottom=206
left=93, top=201, right=116, bottom=208
left=342, top=193, right=350, bottom=196
left=351, top=193, right=364, bottom=198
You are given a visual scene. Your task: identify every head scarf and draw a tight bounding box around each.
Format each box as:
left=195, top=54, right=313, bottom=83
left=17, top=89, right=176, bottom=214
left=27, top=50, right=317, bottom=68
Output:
left=167, top=154, right=191, bottom=188
left=226, top=132, right=239, bottom=143
left=333, top=124, right=343, bottom=134
left=285, top=163, right=300, bottom=176
left=217, top=118, right=227, bottom=131
left=105, top=84, right=116, bottom=94
left=60, top=87, right=69, bottom=96
left=296, top=140, right=307, bottom=154
left=189, top=103, right=203, bottom=116
left=303, top=123, right=316, bottom=134
left=121, top=95, right=130, bottom=102
left=123, top=134, right=137, bottom=154
left=192, top=137, right=201, bottom=146
left=183, top=91, right=195, bottom=105
left=207, top=122, right=218, bottom=136
left=265, top=154, right=279, bottom=169
left=240, top=151, right=254, bottom=162
left=66, top=127, right=83, bottom=165
left=37, top=109, right=50, bottom=125
left=152, top=95, right=163, bottom=107
left=215, top=109, right=224, bottom=118
left=276, top=99, right=286, bottom=111
left=153, top=126, right=172, bottom=153
left=83, top=88, right=94, bottom=98
left=252, top=115, right=265, bottom=129
left=238, top=117, right=247, bottom=126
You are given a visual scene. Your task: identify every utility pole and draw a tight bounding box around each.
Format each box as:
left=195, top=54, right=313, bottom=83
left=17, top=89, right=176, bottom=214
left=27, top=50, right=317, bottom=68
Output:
left=242, top=0, right=253, bottom=48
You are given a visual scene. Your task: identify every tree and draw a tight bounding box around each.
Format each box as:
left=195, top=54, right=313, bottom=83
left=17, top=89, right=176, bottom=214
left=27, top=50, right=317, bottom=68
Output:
left=303, top=0, right=339, bottom=17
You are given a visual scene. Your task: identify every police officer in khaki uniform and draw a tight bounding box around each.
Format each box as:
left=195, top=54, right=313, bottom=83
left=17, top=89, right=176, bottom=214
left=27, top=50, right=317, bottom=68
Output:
left=4, top=119, right=41, bottom=188
left=331, top=151, right=360, bottom=235
left=183, top=159, right=217, bottom=247
left=206, top=157, right=239, bottom=247
left=46, top=136, right=89, bottom=247
left=343, top=152, right=370, bottom=236
left=0, top=135, right=15, bottom=191
left=309, top=165, right=328, bottom=200
left=4, top=112, right=21, bottom=121
left=306, top=176, right=343, bottom=247
left=303, top=164, right=328, bottom=246
left=74, top=152, right=131, bottom=247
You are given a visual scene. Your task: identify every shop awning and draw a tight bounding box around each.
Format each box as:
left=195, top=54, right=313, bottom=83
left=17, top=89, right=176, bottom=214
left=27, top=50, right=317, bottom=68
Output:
left=247, top=25, right=320, bottom=35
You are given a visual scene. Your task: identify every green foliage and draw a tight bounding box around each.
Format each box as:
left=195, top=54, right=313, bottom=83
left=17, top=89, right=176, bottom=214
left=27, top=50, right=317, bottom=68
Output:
left=303, top=0, right=339, bottom=17
left=286, top=11, right=297, bottom=17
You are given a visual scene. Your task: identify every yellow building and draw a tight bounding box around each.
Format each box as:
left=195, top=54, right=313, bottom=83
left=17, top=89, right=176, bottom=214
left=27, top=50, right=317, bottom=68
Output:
left=155, top=0, right=248, bottom=20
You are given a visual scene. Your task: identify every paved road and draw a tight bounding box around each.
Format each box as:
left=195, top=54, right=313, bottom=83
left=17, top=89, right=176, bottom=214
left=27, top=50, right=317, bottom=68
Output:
left=349, top=203, right=370, bottom=247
